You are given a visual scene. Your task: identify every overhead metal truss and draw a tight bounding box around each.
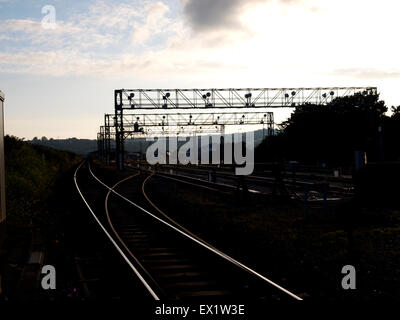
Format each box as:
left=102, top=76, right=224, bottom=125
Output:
left=115, top=87, right=377, bottom=110
left=118, top=111, right=274, bottom=129
left=100, top=125, right=222, bottom=139
left=99, top=87, right=377, bottom=169
left=97, top=125, right=116, bottom=165
left=97, top=111, right=274, bottom=164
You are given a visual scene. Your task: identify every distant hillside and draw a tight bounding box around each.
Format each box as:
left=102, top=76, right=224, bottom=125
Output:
left=29, top=137, right=97, bottom=156
left=27, top=129, right=273, bottom=156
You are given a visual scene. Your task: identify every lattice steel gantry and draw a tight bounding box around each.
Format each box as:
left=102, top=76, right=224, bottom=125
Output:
left=102, top=87, right=377, bottom=169
left=114, top=87, right=377, bottom=109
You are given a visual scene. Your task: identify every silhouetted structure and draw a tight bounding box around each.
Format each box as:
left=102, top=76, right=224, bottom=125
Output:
left=256, top=91, right=387, bottom=167
left=110, top=87, right=375, bottom=169
left=0, top=91, right=5, bottom=227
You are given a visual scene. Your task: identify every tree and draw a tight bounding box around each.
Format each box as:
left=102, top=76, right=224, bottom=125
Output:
left=256, top=92, right=387, bottom=166
left=390, top=106, right=400, bottom=118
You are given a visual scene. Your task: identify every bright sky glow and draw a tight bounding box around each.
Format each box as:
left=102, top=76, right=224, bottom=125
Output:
left=1, top=0, right=399, bottom=138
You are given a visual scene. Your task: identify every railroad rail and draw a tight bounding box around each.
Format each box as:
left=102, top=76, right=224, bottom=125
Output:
left=130, top=163, right=354, bottom=201
left=74, top=160, right=303, bottom=300
left=74, top=161, right=160, bottom=299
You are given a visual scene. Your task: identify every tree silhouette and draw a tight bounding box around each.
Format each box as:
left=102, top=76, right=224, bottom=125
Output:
left=256, top=92, right=388, bottom=166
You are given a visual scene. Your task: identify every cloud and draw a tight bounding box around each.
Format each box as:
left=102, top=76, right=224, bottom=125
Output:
left=0, top=18, right=114, bottom=49
left=181, top=0, right=302, bottom=33
left=1, top=0, right=398, bottom=84
left=0, top=1, right=178, bottom=77
left=131, top=1, right=171, bottom=45
left=0, top=1, right=145, bottom=51
left=0, top=0, right=245, bottom=77
left=334, top=68, right=400, bottom=80
left=182, top=0, right=266, bottom=32
left=0, top=45, right=247, bottom=78
left=0, top=0, right=329, bottom=79
left=79, top=2, right=141, bottom=30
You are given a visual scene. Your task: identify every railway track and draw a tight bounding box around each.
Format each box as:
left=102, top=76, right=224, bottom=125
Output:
left=128, top=163, right=353, bottom=210
left=74, top=160, right=303, bottom=301
left=134, top=163, right=352, bottom=194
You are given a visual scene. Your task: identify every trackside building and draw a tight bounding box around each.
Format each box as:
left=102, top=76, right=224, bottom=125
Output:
left=0, top=91, right=5, bottom=227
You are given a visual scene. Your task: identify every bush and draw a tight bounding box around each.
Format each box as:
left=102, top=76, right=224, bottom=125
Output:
left=4, top=136, right=81, bottom=223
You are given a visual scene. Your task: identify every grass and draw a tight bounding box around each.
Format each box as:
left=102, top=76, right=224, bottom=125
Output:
left=4, top=136, right=81, bottom=224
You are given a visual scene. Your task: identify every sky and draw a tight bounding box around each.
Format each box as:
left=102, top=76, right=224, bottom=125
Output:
left=1, top=0, right=400, bottom=139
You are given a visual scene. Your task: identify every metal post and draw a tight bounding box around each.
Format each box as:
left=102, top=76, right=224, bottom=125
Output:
left=115, top=90, right=125, bottom=170
left=97, top=133, right=101, bottom=160
left=105, top=114, right=111, bottom=166
left=116, top=110, right=124, bottom=170
left=268, top=113, right=274, bottom=136
left=121, top=117, right=125, bottom=169
left=97, top=131, right=104, bottom=162
left=100, top=127, right=105, bottom=162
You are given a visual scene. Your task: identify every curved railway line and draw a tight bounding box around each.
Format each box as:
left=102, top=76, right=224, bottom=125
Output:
left=74, top=160, right=303, bottom=301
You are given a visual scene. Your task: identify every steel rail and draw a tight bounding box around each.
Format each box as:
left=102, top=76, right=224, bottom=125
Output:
left=73, top=161, right=160, bottom=300
left=88, top=162, right=303, bottom=301
left=155, top=165, right=353, bottom=194
left=156, top=172, right=229, bottom=193
left=104, top=173, right=166, bottom=297
left=128, top=164, right=235, bottom=193
left=142, top=174, right=222, bottom=252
